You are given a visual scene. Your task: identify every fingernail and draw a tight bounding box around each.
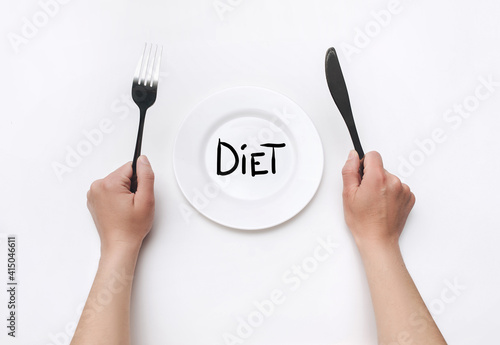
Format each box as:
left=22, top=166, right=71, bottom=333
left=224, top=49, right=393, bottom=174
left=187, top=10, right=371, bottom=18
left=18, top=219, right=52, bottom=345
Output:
left=348, top=150, right=357, bottom=160
left=139, top=155, right=150, bottom=165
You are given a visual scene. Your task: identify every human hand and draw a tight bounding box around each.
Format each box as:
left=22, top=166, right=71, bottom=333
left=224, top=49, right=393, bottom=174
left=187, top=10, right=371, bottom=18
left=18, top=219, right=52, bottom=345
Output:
left=341, top=150, right=415, bottom=248
left=87, top=155, right=155, bottom=253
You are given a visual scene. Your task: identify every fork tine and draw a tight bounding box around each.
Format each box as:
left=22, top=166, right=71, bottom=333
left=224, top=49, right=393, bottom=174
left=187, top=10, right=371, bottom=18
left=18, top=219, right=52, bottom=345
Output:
left=146, top=44, right=158, bottom=87
left=139, top=43, right=152, bottom=85
left=152, top=45, right=163, bottom=88
left=133, top=43, right=147, bottom=83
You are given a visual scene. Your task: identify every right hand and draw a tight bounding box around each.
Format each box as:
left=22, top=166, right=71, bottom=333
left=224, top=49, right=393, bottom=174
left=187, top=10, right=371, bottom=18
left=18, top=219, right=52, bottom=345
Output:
left=341, top=150, right=415, bottom=247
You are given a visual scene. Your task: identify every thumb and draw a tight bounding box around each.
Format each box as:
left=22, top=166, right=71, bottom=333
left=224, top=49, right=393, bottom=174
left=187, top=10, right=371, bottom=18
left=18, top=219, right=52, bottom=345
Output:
left=135, top=155, right=155, bottom=206
left=342, top=150, right=361, bottom=193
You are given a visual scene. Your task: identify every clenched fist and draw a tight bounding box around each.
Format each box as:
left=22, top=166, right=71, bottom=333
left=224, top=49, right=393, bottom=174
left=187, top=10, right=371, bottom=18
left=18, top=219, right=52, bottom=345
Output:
left=87, top=155, right=155, bottom=252
left=342, top=150, right=415, bottom=248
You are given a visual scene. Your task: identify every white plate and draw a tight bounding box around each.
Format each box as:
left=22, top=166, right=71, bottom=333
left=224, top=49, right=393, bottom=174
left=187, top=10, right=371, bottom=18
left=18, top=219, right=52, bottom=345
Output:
left=173, top=87, right=324, bottom=230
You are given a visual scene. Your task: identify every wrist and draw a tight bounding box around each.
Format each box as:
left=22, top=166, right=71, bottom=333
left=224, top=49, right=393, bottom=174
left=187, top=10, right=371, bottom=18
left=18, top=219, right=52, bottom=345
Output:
left=355, top=236, right=407, bottom=278
left=100, top=240, right=142, bottom=261
left=354, top=235, right=401, bottom=257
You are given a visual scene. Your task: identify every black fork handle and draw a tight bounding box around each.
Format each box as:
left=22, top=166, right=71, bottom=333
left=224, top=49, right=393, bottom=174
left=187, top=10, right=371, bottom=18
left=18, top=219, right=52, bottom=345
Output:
left=131, top=108, right=147, bottom=193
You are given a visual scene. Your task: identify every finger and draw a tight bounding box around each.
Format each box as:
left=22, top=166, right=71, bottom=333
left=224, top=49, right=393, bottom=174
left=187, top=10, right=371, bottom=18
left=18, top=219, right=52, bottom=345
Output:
left=105, top=162, right=133, bottom=191
left=342, top=150, right=361, bottom=193
left=409, top=191, right=416, bottom=208
left=363, top=151, right=384, bottom=172
left=386, top=174, right=402, bottom=191
left=88, top=179, right=102, bottom=195
left=86, top=198, right=92, bottom=212
left=110, top=161, right=133, bottom=179
left=135, top=155, right=155, bottom=206
left=361, top=151, right=386, bottom=184
left=401, top=182, right=411, bottom=194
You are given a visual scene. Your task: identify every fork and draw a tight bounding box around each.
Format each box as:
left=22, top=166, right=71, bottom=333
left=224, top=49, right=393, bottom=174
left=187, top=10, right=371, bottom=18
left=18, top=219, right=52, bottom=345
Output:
left=130, top=43, right=163, bottom=193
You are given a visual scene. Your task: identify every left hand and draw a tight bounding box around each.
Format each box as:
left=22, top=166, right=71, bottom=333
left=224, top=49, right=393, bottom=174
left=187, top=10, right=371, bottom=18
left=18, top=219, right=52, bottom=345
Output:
left=87, top=155, right=155, bottom=252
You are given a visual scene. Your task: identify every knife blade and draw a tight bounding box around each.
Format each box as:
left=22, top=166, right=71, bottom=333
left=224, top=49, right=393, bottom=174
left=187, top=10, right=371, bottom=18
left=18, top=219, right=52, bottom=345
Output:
left=325, top=47, right=365, bottom=171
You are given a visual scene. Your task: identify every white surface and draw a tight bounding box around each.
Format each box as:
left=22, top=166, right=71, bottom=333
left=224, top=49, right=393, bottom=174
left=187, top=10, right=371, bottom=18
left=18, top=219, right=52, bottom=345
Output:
left=0, top=0, right=499, bottom=344
left=174, top=86, right=324, bottom=230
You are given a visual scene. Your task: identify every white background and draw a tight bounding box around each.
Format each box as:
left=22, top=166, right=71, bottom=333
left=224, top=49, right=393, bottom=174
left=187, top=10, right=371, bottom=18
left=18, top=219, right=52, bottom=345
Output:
left=1, top=0, right=499, bottom=344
